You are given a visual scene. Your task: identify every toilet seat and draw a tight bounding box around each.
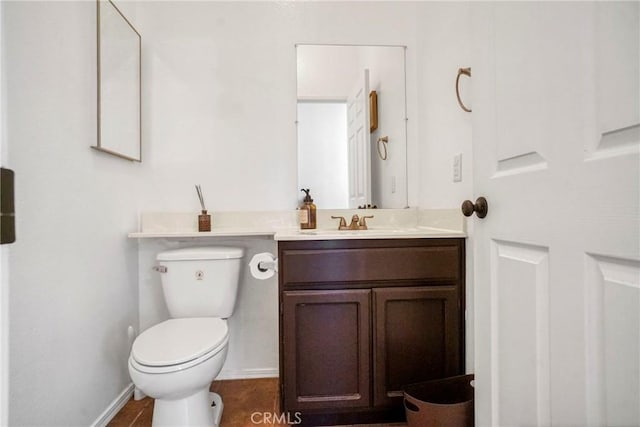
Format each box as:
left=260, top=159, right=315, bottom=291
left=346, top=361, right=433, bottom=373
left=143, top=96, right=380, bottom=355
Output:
left=131, top=318, right=228, bottom=374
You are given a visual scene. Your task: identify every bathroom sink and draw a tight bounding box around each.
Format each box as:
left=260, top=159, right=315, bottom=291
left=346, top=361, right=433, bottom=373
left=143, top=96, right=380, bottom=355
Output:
left=275, top=227, right=465, bottom=241
left=299, top=228, right=415, bottom=236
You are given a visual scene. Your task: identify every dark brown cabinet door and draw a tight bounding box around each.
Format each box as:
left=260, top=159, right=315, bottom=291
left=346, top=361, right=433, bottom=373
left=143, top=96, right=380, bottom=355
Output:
left=372, top=286, right=461, bottom=407
left=282, top=289, right=371, bottom=411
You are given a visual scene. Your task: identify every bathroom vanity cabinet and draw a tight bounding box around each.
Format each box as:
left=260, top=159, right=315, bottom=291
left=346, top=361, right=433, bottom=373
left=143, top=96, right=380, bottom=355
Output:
left=278, top=238, right=465, bottom=425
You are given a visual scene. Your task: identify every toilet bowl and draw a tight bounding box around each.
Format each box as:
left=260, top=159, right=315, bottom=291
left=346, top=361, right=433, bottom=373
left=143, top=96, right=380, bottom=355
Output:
left=128, top=247, right=244, bottom=427
left=129, top=318, right=229, bottom=426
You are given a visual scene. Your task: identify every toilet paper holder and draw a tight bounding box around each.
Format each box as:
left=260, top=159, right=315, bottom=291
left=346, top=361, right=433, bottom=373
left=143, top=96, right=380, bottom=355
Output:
left=249, top=252, right=278, bottom=280
left=258, top=259, right=278, bottom=273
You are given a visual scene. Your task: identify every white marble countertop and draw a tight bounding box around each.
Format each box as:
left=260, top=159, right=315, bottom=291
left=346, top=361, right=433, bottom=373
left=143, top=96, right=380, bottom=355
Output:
left=128, top=228, right=275, bottom=239
left=128, top=209, right=467, bottom=240
left=128, top=227, right=465, bottom=240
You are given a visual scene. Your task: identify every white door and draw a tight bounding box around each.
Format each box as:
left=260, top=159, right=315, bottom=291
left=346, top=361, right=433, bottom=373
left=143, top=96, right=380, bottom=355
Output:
left=297, top=101, right=350, bottom=208
left=347, top=69, right=371, bottom=209
left=471, top=3, right=639, bottom=426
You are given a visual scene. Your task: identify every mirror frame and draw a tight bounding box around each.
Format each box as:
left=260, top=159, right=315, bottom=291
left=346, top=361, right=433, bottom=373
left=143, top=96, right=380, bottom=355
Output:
left=93, top=0, right=142, bottom=162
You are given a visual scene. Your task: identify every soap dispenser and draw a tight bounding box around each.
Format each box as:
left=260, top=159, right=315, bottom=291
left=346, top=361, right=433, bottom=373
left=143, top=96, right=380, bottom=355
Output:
left=299, top=189, right=317, bottom=230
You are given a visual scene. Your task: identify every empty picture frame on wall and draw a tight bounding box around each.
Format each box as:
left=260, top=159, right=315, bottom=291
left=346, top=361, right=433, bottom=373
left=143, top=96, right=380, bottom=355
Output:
left=93, top=0, right=142, bottom=162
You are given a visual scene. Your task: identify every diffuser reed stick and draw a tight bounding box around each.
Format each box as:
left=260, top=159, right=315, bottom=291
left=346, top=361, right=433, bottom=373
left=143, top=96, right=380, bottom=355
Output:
left=195, top=184, right=211, bottom=231
left=195, top=184, right=206, bottom=210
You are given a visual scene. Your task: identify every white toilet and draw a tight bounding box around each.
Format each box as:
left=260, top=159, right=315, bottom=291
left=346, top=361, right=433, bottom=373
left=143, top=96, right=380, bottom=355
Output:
left=128, top=246, right=244, bottom=427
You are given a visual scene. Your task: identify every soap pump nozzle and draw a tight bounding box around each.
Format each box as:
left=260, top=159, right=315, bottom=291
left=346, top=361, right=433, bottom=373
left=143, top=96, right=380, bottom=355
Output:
left=301, top=188, right=313, bottom=203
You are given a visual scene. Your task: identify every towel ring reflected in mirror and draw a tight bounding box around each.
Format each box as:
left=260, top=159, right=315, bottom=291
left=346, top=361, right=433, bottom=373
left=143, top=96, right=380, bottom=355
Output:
left=377, top=136, right=389, bottom=160
left=456, top=67, right=472, bottom=113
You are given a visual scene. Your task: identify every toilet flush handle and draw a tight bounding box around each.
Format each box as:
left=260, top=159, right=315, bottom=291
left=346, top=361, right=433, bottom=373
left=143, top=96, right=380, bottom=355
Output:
left=152, top=265, right=167, bottom=273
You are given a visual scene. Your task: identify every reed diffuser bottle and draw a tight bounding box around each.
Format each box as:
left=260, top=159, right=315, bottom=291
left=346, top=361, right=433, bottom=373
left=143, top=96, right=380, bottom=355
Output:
left=195, top=185, right=211, bottom=232
left=198, top=210, right=211, bottom=232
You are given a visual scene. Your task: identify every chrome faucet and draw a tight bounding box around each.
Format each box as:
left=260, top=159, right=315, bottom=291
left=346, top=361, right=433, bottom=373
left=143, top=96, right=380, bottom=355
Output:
left=331, top=214, right=374, bottom=230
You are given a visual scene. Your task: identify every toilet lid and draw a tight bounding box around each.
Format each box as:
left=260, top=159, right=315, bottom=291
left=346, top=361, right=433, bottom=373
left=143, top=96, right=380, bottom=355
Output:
left=131, top=318, right=228, bottom=367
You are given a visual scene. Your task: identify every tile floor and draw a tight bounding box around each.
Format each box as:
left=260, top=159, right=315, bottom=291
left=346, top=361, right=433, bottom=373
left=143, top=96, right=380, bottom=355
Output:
left=107, top=378, right=406, bottom=427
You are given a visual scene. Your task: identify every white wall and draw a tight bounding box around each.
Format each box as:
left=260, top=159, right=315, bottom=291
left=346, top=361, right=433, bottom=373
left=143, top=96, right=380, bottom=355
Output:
left=366, top=46, right=408, bottom=208
left=416, top=2, right=473, bottom=208
left=132, top=1, right=421, bottom=212
left=297, top=45, right=360, bottom=99
left=415, top=2, right=474, bottom=371
left=4, top=2, right=141, bottom=425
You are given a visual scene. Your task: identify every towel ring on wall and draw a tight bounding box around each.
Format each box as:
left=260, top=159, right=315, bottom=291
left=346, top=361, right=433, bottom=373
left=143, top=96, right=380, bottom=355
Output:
left=456, top=67, right=472, bottom=112
left=377, top=136, right=389, bottom=160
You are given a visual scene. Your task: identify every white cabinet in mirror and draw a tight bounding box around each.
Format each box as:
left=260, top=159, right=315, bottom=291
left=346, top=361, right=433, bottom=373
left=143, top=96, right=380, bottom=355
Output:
left=296, top=44, right=408, bottom=209
left=94, top=0, right=141, bottom=162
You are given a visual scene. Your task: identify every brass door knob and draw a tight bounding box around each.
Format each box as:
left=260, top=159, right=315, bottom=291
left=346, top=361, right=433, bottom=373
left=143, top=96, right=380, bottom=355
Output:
left=461, top=197, right=488, bottom=218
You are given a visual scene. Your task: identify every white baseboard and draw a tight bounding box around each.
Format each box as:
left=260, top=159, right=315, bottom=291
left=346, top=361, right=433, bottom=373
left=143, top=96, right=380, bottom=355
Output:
left=90, top=370, right=276, bottom=425
left=217, top=367, right=279, bottom=380
left=91, top=383, right=134, bottom=427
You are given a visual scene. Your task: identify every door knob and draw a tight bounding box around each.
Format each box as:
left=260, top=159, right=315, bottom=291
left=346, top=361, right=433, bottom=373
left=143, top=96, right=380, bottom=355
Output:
left=461, top=197, right=488, bottom=218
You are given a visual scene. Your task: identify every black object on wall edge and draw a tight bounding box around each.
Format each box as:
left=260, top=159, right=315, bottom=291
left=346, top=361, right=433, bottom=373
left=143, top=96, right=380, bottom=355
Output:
left=1, top=168, right=15, bottom=244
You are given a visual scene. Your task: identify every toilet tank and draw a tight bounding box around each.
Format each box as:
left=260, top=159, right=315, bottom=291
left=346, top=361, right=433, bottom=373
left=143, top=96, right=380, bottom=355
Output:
left=156, top=246, right=244, bottom=318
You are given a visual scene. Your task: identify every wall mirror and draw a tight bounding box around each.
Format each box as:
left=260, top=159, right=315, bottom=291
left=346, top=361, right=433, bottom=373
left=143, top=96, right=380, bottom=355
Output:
left=296, top=44, right=407, bottom=209
left=94, top=0, right=141, bottom=161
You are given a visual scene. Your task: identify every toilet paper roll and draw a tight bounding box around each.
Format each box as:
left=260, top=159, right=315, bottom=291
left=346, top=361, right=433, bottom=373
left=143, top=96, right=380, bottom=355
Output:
left=249, top=252, right=277, bottom=280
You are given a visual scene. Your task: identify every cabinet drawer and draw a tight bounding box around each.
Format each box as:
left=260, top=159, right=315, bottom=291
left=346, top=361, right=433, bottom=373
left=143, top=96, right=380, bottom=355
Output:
left=280, top=242, right=461, bottom=285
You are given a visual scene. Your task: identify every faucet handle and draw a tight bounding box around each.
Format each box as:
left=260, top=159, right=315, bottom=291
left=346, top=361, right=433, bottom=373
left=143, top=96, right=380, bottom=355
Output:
left=348, top=215, right=361, bottom=230
left=359, top=215, right=374, bottom=229
left=331, top=216, right=347, bottom=229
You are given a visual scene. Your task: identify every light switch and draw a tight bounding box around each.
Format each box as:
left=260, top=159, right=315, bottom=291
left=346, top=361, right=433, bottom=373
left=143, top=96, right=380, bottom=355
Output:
left=453, top=153, right=462, bottom=182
